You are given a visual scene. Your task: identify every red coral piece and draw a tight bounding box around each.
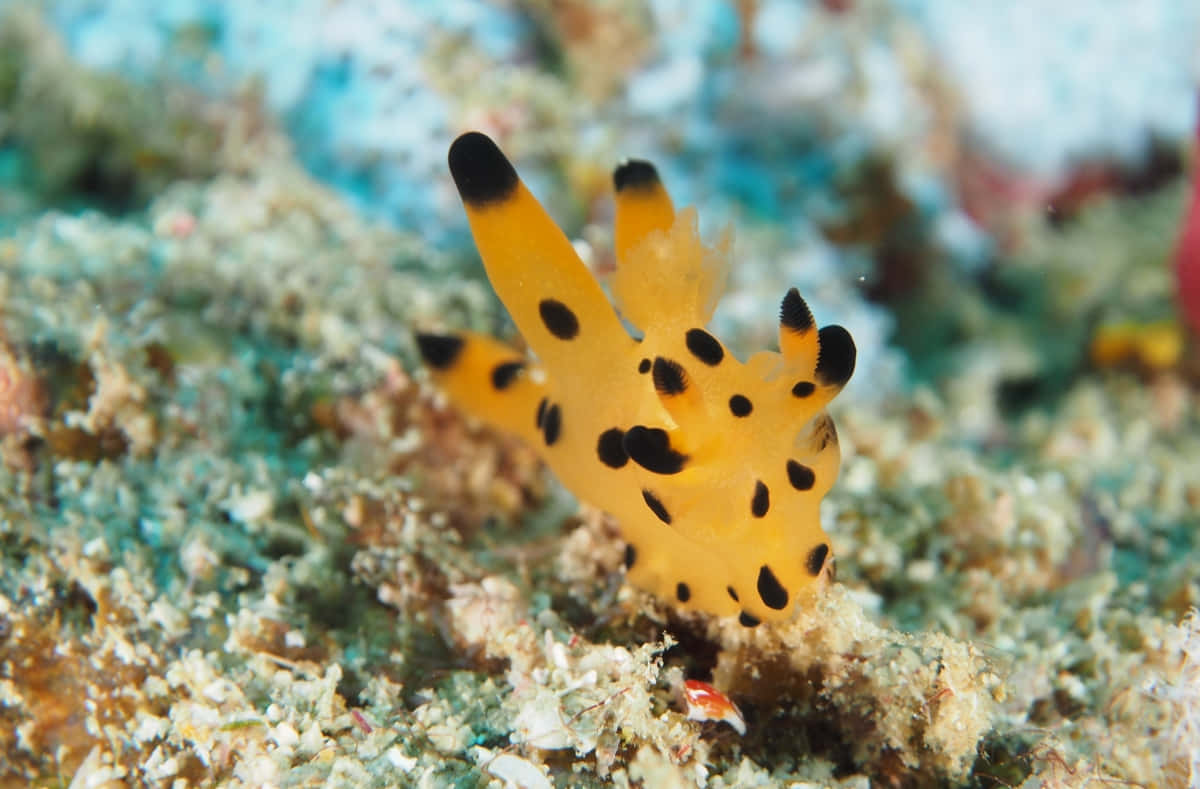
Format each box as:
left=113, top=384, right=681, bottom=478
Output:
left=1176, top=113, right=1200, bottom=336
left=682, top=679, right=745, bottom=735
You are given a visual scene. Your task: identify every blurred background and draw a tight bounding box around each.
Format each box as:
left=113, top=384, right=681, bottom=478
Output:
left=2, top=0, right=1198, bottom=404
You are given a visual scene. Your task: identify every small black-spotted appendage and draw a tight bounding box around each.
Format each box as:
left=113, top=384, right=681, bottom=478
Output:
left=542, top=403, right=562, bottom=446
left=539, top=299, right=580, bottom=340
left=624, top=544, right=637, bottom=570
left=641, top=489, right=671, bottom=524
left=613, top=159, right=660, bottom=192
left=738, top=612, right=761, bottom=628
left=787, top=460, right=816, bottom=491
left=685, top=329, right=724, bottom=366
left=751, top=481, right=769, bottom=518
left=757, top=565, right=789, bottom=610
left=780, top=287, right=815, bottom=333
left=676, top=582, right=691, bottom=603
left=813, top=413, right=839, bottom=451
left=652, top=357, right=688, bottom=396
left=415, top=332, right=464, bottom=370
left=806, top=543, right=830, bottom=576
left=448, top=132, right=519, bottom=206
left=624, top=426, right=688, bottom=474
left=490, top=360, right=524, bottom=390
left=815, top=325, right=856, bottom=387
left=729, top=395, right=753, bottom=417
left=596, top=428, right=628, bottom=469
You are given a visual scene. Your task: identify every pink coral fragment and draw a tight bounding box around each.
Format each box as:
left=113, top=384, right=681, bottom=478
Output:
left=682, top=679, right=745, bottom=735
left=1176, top=108, right=1200, bottom=335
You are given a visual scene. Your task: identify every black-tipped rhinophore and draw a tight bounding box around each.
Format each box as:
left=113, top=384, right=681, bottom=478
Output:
left=448, top=132, right=519, bottom=205
left=613, top=159, right=660, bottom=192
left=814, top=325, right=856, bottom=386
left=780, top=288, right=815, bottom=334
left=651, top=357, right=688, bottom=396
left=416, top=332, right=464, bottom=369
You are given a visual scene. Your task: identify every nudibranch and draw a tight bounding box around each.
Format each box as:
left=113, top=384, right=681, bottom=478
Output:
left=417, top=132, right=855, bottom=626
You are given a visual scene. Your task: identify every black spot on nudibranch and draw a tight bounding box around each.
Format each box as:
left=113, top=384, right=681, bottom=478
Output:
left=780, top=287, right=815, bottom=333
left=448, top=132, right=519, bottom=206
left=815, top=325, right=856, bottom=387
left=652, top=357, right=688, bottom=396
left=535, top=397, right=548, bottom=429
left=727, top=586, right=739, bottom=602
left=641, top=489, right=671, bottom=524
left=738, top=612, right=761, bottom=628
left=539, top=299, right=580, bottom=340
left=791, top=380, right=815, bottom=398
left=597, top=428, right=629, bottom=468
left=624, top=426, right=689, bottom=474
left=787, top=460, right=816, bottom=491
left=806, top=543, right=829, bottom=576
left=676, top=582, right=691, bottom=602
left=757, top=565, right=789, bottom=610
left=624, top=544, right=637, bottom=570
left=415, top=332, right=464, bottom=370
left=729, top=395, right=753, bottom=417
left=490, top=360, right=524, bottom=390
left=684, top=328, right=724, bottom=366
left=613, top=159, right=660, bottom=192
left=542, top=403, right=562, bottom=446
left=638, top=358, right=651, bottom=374
left=751, top=481, right=770, bottom=518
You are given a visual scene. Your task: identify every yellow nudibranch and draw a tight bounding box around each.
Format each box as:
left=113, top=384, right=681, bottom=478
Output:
left=417, top=132, right=856, bottom=626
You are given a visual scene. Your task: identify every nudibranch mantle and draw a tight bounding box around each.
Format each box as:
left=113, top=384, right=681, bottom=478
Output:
left=418, top=132, right=855, bottom=626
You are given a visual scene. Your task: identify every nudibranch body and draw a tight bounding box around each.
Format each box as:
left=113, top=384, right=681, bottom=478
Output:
left=418, top=132, right=855, bottom=626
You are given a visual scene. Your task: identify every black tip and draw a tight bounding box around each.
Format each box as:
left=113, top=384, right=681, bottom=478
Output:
left=780, top=288, right=815, bottom=334
left=613, top=159, right=660, bottom=192
left=814, top=325, right=856, bottom=387
left=651, top=357, right=688, bottom=396
left=415, top=332, right=464, bottom=370
left=448, top=132, right=519, bottom=205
